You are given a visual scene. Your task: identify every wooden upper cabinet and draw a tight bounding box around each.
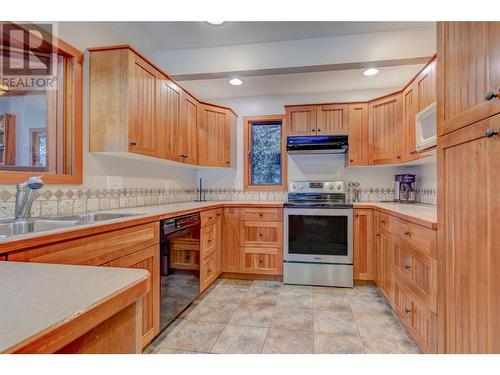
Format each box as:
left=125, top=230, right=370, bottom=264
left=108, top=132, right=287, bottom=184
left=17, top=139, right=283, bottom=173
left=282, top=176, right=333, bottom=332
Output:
left=437, top=22, right=500, bottom=136
left=286, top=105, right=317, bottom=136
left=198, top=104, right=232, bottom=168
left=416, top=58, right=437, bottom=113
left=178, top=94, right=199, bottom=165
left=128, top=54, right=161, bottom=157
left=347, top=103, right=369, bottom=166
left=89, top=46, right=236, bottom=168
left=316, top=104, right=349, bottom=135
left=402, top=83, right=418, bottom=161
left=369, top=93, right=403, bottom=164
left=157, top=79, right=182, bottom=161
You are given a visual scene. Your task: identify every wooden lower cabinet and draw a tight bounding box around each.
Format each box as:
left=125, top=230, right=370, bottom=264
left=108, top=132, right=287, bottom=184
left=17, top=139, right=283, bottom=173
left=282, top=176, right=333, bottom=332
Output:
left=108, top=245, right=159, bottom=348
left=200, top=209, right=223, bottom=292
left=221, top=207, right=283, bottom=276
left=376, top=229, right=394, bottom=301
left=353, top=209, right=374, bottom=280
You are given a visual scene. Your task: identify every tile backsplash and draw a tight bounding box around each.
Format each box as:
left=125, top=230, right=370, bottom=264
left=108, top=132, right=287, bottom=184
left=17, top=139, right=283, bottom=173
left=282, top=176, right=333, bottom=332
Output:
left=0, top=184, right=436, bottom=221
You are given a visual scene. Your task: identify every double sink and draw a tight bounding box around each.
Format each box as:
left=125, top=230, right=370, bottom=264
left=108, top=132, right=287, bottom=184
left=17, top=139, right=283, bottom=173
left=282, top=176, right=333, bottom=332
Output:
left=0, top=213, right=140, bottom=238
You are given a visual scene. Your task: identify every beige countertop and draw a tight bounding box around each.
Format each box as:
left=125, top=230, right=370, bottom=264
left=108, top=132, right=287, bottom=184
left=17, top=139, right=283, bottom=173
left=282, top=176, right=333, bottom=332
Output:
left=0, top=261, right=149, bottom=353
left=354, top=202, right=437, bottom=228
left=0, top=200, right=437, bottom=249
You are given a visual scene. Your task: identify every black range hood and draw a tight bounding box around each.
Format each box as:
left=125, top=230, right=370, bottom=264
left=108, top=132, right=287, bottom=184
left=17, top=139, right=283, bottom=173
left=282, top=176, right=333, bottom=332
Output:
left=286, top=135, right=348, bottom=154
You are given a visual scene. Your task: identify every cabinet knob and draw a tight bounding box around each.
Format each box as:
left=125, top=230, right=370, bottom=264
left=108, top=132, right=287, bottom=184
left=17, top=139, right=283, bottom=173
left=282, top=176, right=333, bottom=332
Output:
left=226, top=161, right=231, bottom=164
left=350, top=159, right=354, bottom=163
left=130, top=140, right=137, bottom=146
left=381, top=220, right=386, bottom=224
left=404, top=229, right=410, bottom=237
left=317, top=128, right=321, bottom=132
left=485, top=128, right=499, bottom=138
left=485, top=91, right=498, bottom=101
left=376, top=233, right=380, bottom=237
left=311, top=129, right=316, bottom=132
left=259, top=232, right=264, bottom=237
left=405, top=308, right=412, bottom=314
left=259, top=213, right=263, bottom=217
left=404, top=264, right=411, bottom=270
left=396, top=155, right=401, bottom=159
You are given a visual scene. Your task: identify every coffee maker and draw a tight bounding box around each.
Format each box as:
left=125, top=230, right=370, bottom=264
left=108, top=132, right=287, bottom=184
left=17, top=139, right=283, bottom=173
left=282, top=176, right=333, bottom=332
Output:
left=394, top=174, right=416, bottom=203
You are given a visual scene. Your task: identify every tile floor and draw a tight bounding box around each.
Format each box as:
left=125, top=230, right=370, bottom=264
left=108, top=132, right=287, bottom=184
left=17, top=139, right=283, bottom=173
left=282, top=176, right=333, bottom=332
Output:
left=146, top=279, right=420, bottom=354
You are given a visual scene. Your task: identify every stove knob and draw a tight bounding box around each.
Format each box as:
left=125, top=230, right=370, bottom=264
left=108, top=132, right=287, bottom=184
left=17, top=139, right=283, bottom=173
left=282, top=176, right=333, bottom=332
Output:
left=328, top=184, right=334, bottom=190
left=298, top=184, right=304, bottom=190
left=290, top=184, right=297, bottom=191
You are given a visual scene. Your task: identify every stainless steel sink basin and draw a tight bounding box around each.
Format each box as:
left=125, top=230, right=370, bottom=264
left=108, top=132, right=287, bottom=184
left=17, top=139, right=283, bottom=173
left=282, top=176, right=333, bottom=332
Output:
left=0, top=213, right=140, bottom=238
left=53, top=213, right=139, bottom=223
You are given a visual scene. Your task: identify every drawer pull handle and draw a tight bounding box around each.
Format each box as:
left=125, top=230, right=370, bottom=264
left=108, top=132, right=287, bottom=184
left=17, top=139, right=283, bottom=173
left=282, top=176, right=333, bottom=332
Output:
left=485, top=90, right=498, bottom=101
left=404, top=264, right=411, bottom=270
left=208, top=216, right=213, bottom=220
left=404, top=229, right=410, bottom=237
left=485, top=128, right=499, bottom=138
left=381, top=220, right=386, bottom=224
left=405, top=308, right=412, bottom=314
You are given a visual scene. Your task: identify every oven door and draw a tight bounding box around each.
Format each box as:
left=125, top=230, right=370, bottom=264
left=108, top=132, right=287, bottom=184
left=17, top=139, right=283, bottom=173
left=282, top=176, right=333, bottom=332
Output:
left=284, top=208, right=353, bottom=264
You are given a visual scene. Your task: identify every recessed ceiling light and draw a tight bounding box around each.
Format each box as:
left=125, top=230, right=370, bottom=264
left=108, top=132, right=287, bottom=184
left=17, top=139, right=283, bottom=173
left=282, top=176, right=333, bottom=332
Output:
left=363, top=68, right=379, bottom=76
left=206, top=21, right=226, bottom=26
left=229, top=78, right=243, bottom=86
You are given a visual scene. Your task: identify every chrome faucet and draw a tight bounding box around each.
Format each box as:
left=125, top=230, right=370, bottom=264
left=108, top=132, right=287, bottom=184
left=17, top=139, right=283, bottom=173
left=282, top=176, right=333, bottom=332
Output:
left=14, top=176, right=44, bottom=220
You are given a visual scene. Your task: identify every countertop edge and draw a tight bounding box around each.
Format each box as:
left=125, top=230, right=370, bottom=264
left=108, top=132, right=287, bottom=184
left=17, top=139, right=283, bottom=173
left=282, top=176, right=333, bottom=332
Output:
left=353, top=203, right=437, bottom=229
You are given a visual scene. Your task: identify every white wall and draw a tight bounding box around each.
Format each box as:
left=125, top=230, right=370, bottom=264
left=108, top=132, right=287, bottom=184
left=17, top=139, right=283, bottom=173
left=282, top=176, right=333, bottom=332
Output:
left=197, top=91, right=437, bottom=192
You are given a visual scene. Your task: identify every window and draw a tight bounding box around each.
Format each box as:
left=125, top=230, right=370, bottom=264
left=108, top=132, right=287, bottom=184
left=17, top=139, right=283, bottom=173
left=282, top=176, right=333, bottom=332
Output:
left=244, top=115, right=286, bottom=191
left=0, top=22, right=83, bottom=184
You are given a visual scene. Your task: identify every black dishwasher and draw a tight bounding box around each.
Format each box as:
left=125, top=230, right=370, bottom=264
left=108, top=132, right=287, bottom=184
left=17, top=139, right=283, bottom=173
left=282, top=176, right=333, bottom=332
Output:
left=159, top=213, right=200, bottom=330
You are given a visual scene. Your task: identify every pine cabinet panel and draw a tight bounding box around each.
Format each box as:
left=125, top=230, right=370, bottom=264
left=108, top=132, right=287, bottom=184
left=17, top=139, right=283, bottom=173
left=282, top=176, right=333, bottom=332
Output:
left=416, top=59, right=437, bottom=112
left=128, top=54, right=160, bottom=157
left=240, top=247, right=282, bottom=275
left=157, top=79, right=182, bottom=161
left=178, top=95, right=199, bottom=165
left=200, top=209, right=222, bottom=291
left=222, top=208, right=241, bottom=273
left=438, top=113, right=500, bottom=353
left=347, top=103, right=369, bottom=166
left=108, top=245, right=160, bottom=348
left=240, top=221, right=283, bottom=248
left=286, top=105, right=317, bottom=136
left=437, top=22, right=500, bottom=135
left=316, top=104, right=349, bottom=135
left=369, top=93, right=403, bottom=164
left=198, top=104, right=232, bottom=167
left=200, top=252, right=218, bottom=292
left=402, top=83, right=418, bottom=161
left=353, top=209, right=374, bottom=280
left=375, top=229, right=394, bottom=302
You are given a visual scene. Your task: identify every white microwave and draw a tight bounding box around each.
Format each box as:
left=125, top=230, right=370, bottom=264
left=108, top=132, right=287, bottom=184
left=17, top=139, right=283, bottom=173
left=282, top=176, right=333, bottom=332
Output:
left=415, top=102, right=437, bottom=151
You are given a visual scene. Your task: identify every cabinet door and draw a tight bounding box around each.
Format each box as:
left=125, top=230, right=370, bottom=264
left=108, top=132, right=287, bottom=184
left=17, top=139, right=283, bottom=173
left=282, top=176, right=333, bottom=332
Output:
left=198, top=105, right=231, bottom=167
left=128, top=54, right=160, bottom=157
left=157, top=79, right=182, bottom=161
left=200, top=252, right=218, bottom=293
left=108, top=245, right=159, bottom=348
left=438, top=113, right=500, bottom=353
left=316, top=104, right=348, bottom=135
left=353, top=209, right=374, bottom=280
left=178, top=94, right=199, bottom=165
left=369, top=93, right=403, bottom=164
left=222, top=207, right=241, bottom=272
left=286, top=105, right=317, bottom=136
left=347, top=103, right=369, bottom=165
left=402, top=83, right=418, bottom=161
left=376, top=230, right=394, bottom=302
left=214, top=210, right=223, bottom=276
left=437, top=22, right=500, bottom=136
left=416, top=58, right=437, bottom=113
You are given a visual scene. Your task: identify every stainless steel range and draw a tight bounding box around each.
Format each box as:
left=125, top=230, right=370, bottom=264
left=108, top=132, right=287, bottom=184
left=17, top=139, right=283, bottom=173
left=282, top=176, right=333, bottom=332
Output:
left=283, top=181, right=353, bottom=287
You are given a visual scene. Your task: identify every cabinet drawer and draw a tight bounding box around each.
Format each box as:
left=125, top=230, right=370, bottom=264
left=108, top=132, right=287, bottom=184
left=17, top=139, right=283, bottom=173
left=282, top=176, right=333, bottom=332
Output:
left=200, top=252, right=218, bottom=292
left=393, top=275, right=437, bottom=353
left=240, top=221, right=283, bottom=248
left=240, top=247, right=282, bottom=275
left=241, top=208, right=282, bottom=221
left=8, top=222, right=159, bottom=265
left=201, top=209, right=222, bottom=228
left=376, top=212, right=436, bottom=258
left=393, top=237, right=438, bottom=312
left=200, top=224, right=216, bottom=260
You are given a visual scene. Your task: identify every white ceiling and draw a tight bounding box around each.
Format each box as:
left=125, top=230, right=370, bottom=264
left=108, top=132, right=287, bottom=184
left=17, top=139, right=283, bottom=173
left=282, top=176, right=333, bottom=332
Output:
left=92, top=21, right=435, bottom=52
left=180, top=64, right=424, bottom=99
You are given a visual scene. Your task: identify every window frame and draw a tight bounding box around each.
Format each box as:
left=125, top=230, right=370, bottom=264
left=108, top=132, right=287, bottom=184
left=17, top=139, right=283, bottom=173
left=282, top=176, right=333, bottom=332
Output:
left=0, top=22, right=83, bottom=184
left=243, top=115, right=287, bottom=191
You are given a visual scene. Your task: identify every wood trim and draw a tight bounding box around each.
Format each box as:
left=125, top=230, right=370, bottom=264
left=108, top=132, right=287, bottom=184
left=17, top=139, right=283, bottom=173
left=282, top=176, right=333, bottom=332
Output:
left=4, top=274, right=149, bottom=353
left=87, top=44, right=236, bottom=116
left=220, top=272, right=282, bottom=281
left=243, top=115, right=287, bottom=191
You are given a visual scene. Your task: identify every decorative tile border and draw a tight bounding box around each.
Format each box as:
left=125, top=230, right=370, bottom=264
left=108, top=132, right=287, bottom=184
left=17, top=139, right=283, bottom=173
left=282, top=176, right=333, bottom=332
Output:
left=0, top=184, right=437, bottom=221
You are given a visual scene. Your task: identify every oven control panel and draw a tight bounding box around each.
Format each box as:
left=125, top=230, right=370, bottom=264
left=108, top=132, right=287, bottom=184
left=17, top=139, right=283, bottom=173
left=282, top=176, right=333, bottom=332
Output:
left=288, top=181, right=345, bottom=193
